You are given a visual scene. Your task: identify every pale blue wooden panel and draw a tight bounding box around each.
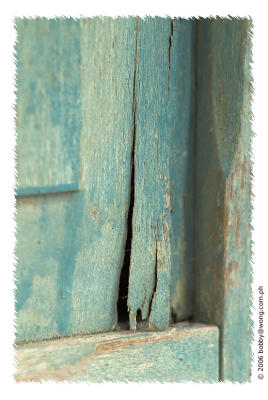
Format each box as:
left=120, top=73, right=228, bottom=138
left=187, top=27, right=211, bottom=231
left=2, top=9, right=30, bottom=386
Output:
left=128, top=17, right=172, bottom=330
left=15, top=19, right=81, bottom=191
left=68, top=17, right=136, bottom=337
left=169, top=19, right=195, bottom=322
left=15, top=323, right=219, bottom=382
left=128, top=18, right=195, bottom=329
left=15, top=18, right=136, bottom=343
left=194, top=19, right=252, bottom=382
left=16, top=192, right=85, bottom=342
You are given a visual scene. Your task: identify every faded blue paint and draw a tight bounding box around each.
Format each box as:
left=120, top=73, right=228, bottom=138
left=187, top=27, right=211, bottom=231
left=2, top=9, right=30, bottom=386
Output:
left=55, top=192, right=85, bottom=335
left=15, top=17, right=136, bottom=343
left=128, top=18, right=195, bottom=329
left=15, top=18, right=81, bottom=191
left=128, top=17, right=172, bottom=330
left=169, top=19, right=195, bottom=321
left=194, top=19, right=252, bottom=382
left=68, top=17, right=136, bottom=337
left=15, top=268, right=34, bottom=313
left=16, top=183, right=79, bottom=197
left=15, top=18, right=252, bottom=384
left=15, top=323, right=219, bottom=382
left=15, top=18, right=83, bottom=343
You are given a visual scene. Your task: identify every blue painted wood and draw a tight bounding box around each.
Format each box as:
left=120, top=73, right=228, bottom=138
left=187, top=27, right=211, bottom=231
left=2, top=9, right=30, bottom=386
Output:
left=194, top=19, right=252, bottom=382
left=128, top=17, right=172, bottom=330
left=169, top=19, right=195, bottom=322
left=15, top=17, right=136, bottom=343
left=15, top=18, right=252, bottom=383
left=68, top=17, right=136, bottom=337
left=16, top=183, right=79, bottom=197
left=15, top=322, right=219, bottom=382
left=128, top=18, right=195, bottom=329
left=15, top=19, right=81, bottom=191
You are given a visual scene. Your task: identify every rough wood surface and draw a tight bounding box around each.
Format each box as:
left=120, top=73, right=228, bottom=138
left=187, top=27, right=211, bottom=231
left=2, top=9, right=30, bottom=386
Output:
left=15, top=18, right=136, bottom=342
left=194, top=19, right=252, bottom=382
left=15, top=322, right=219, bottom=382
left=15, top=18, right=252, bottom=383
left=15, top=17, right=195, bottom=342
left=15, top=19, right=81, bottom=191
left=168, top=19, right=195, bottom=322
left=128, top=18, right=195, bottom=329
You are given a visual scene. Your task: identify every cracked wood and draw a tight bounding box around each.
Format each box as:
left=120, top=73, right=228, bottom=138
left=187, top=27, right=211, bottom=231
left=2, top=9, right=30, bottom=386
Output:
left=127, top=18, right=195, bottom=329
left=15, top=18, right=136, bottom=342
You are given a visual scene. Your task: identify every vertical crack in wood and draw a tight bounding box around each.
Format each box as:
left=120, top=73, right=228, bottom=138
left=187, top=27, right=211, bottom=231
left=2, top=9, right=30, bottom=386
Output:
left=117, top=18, right=139, bottom=328
left=148, top=227, right=159, bottom=320
left=168, top=18, right=175, bottom=94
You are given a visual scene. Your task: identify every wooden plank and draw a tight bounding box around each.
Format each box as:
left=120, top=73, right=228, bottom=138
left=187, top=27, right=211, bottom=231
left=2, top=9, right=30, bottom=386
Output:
left=15, top=322, right=219, bottom=382
left=194, top=18, right=252, bottom=382
left=15, top=18, right=136, bottom=342
left=68, top=17, right=136, bottom=337
left=15, top=18, right=81, bottom=191
left=15, top=18, right=84, bottom=343
left=128, top=18, right=195, bottom=329
left=169, top=19, right=195, bottom=322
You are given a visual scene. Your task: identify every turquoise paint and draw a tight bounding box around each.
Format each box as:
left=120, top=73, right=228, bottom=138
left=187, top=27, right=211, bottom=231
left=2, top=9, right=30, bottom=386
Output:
left=16, top=16, right=196, bottom=340
left=128, top=17, right=172, bottom=329
left=16, top=193, right=80, bottom=341
left=16, top=183, right=79, bottom=197
left=194, top=19, right=252, bottom=381
left=15, top=18, right=83, bottom=342
left=15, top=18, right=81, bottom=191
left=15, top=18, right=137, bottom=342
left=128, top=18, right=195, bottom=329
left=68, top=17, right=136, bottom=336
left=15, top=18, right=252, bottom=383
left=15, top=268, right=34, bottom=313
left=15, top=323, right=219, bottom=382
left=50, top=342, right=96, bottom=371
left=55, top=192, right=85, bottom=335
left=169, top=19, right=195, bottom=321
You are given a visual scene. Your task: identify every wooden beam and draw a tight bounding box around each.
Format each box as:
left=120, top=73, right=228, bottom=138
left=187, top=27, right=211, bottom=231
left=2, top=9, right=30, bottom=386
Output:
left=15, top=322, right=219, bottom=382
left=194, top=18, right=252, bottom=382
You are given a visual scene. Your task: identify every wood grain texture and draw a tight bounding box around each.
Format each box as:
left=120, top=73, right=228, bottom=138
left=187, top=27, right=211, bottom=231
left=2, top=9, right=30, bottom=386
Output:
left=194, top=19, right=252, bottom=382
left=15, top=18, right=253, bottom=383
left=15, top=19, right=81, bottom=191
left=168, top=19, right=195, bottom=322
left=128, top=18, right=195, bottom=329
left=15, top=322, right=219, bottom=382
left=69, top=17, right=136, bottom=336
left=16, top=183, right=80, bottom=197
left=15, top=17, right=136, bottom=342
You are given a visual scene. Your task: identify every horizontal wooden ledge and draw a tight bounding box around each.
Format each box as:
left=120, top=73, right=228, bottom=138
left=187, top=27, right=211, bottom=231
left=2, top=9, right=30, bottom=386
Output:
left=15, top=183, right=80, bottom=197
left=15, top=322, right=219, bottom=382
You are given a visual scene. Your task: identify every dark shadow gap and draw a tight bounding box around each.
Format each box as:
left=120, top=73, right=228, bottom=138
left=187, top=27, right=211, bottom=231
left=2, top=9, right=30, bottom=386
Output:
left=117, top=18, right=138, bottom=328
left=117, top=165, right=135, bottom=325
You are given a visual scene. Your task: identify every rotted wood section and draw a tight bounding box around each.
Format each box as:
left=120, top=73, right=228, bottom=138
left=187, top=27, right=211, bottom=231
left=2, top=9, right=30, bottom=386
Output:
left=15, top=322, right=219, bottom=382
